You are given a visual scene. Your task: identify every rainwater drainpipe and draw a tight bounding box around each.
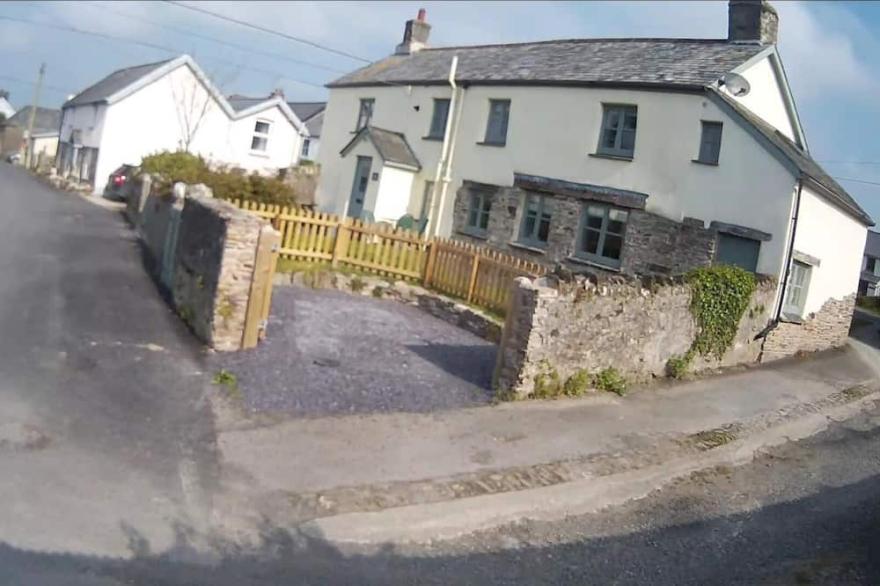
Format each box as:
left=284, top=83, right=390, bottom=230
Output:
left=425, top=55, right=458, bottom=237
left=758, top=178, right=803, bottom=339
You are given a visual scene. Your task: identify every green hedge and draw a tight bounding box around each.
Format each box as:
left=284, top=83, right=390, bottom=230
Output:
left=139, top=151, right=301, bottom=205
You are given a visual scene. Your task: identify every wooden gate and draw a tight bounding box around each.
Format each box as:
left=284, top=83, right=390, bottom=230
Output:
left=241, top=225, right=281, bottom=349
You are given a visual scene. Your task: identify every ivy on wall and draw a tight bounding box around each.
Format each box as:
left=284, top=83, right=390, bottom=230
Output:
left=668, top=265, right=757, bottom=377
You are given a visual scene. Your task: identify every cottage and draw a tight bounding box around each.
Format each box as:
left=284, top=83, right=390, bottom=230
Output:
left=860, top=231, right=880, bottom=297
left=317, top=1, right=873, bottom=356
left=56, top=55, right=309, bottom=195
left=287, top=101, right=325, bottom=161
left=0, top=105, right=60, bottom=164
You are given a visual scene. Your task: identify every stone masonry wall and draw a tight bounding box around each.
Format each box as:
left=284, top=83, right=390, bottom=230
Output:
left=452, top=181, right=716, bottom=277
left=172, top=196, right=266, bottom=351
left=761, top=294, right=856, bottom=362
left=494, top=273, right=777, bottom=399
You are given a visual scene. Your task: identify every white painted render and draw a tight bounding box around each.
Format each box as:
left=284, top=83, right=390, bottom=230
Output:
left=300, top=136, right=320, bottom=161
left=790, top=186, right=867, bottom=314
left=0, top=97, right=15, bottom=119
left=728, top=54, right=797, bottom=142
left=59, top=57, right=306, bottom=194
left=374, top=165, right=416, bottom=223
left=318, top=84, right=797, bottom=276
left=29, top=134, right=58, bottom=158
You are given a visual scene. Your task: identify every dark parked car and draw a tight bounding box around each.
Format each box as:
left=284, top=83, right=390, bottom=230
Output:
left=104, top=164, right=137, bottom=200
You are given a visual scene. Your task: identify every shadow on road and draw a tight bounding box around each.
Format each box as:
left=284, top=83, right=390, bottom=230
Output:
left=405, top=343, right=497, bottom=390
left=1, top=475, right=878, bottom=585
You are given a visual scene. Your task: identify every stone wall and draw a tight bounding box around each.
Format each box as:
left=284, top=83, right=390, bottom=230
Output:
left=452, top=181, right=717, bottom=277
left=494, top=272, right=777, bottom=399
left=761, top=294, right=856, bottom=362
left=172, top=196, right=267, bottom=351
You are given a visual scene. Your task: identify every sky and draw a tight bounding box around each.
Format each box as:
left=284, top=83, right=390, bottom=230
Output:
left=1, top=0, right=879, bottom=223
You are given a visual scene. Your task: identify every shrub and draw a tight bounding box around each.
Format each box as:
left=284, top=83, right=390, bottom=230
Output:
left=666, top=352, right=693, bottom=379
left=138, top=150, right=301, bottom=205
left=562, top=369, right=592, bottom=397
left=687, top=265, right=756, bottom=360
left=593, top=367, right=627, bottom=396
left=532, top=361, right=563, bottom=398
left=857, top=296, right=880, bottom=315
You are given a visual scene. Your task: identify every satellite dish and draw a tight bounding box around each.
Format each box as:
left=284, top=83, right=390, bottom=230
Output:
left=719, top=72, right=751, bottom=97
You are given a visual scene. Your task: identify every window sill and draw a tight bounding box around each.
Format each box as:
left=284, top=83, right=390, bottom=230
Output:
left=249, top=151, right=270, bottom=159
left=566, top=255, right=622, bottom=272
left=780, top=312, right=805, bottom=325
left=422, top=135, right=444, bottom=142
left=589, top=152, right=633, bottom=162
left=457, top=228, right=488, bottom=240
left=508, top=241, right=547, bottom=255
left=691, top=159, right=719, bottom=167
left=476, top=141, right=506, bottom=148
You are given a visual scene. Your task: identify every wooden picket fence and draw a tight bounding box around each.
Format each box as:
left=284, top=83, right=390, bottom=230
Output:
left=229, top=200, right=544, bottom=315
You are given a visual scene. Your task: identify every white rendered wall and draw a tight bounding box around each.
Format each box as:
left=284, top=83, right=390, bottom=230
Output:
left=318, top=84, right=798, bottom=276
left=374, top=165, right=415, bottom=223
left=227, top=105, right=302, bottom=173
left=59, top=103, right=107, bottom=147
left=791, top=186, right=868, bottom=314
left=726, top=55, right=796, bottom=142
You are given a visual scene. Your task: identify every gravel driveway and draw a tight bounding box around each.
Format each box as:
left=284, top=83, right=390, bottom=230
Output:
left=210, top=286, right=497, bottom=417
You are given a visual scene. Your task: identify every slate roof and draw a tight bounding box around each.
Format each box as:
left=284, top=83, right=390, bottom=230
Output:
left=710, top=89, right=873, bottom=226
left=6, top=106, right=61, bottom=134
left=341, top=126, right=421, bottom=170
left=865, top=230, right=880, bottom=258
left=287, top=102, right=325, bottom=122
left=328, top=38, right=766, bottom=89
left=227, top=95, right=268, bottom=112
left=65, top=59, right=171, bottom=107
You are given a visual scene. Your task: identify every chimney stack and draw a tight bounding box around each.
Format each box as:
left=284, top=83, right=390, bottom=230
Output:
left=271, top=88, right=285, bottom=99
left=728, top=0, right=778, bottom=45
left=395, top=8, right=431, bottom=55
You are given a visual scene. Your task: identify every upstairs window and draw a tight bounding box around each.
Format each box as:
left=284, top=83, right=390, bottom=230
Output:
left=518, top=193, right=552, bottom=248
left=783, top=260, right=812, bottom=317
left=576, top=204, right=628, bottom=268
left=301, top=138, right=311, bottom=158
left=483, top=99, right=510, bottom=145
left=251, top=120, right=270, bottom=152
left=597, top=104, right=637, bottom=158
left=466, top=190, right=492, bottom=236
left=356, top=98, right=374, bottom=131
left=716, top=233, right=760, bottom=272
left=696, top=121, right=723, bottom=165
left=427, top=98, right=450, bottom=139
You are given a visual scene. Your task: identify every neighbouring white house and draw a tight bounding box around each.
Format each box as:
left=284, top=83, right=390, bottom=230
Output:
left=0, top=90, right=15, bottom=120
left=287, top=102, right=325, bottom=161
left=56, top=55, right=309, bottom=195
left=317, top=1, right=874, bottom=358
left=859, top=231, right=880, bottom=297
left=0, top=105, right=60, bottom=164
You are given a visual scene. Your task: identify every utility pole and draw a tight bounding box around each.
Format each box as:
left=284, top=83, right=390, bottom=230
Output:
left=24, top=62, right=45, bottom=169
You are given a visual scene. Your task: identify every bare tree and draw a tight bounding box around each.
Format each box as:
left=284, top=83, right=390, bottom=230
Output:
left=170, top=72, right=214, bottom=153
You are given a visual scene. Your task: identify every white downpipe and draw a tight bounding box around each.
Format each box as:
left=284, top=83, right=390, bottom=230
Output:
left=426, top=55, right=458, bottom=237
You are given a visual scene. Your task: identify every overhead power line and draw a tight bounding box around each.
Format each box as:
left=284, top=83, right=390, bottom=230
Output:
left=0, top=74, right=74, bottom=96
left=164, top=0, right=371, bottom=64
left=84, top=1, right=346, bottom=74
left=821, top=160, right=880, bottom=166
left=832, top=176, right=880, bottom=188
left=0, top=15, right=326, bottom=90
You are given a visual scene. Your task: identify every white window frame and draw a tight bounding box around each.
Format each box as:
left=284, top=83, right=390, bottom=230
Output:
left=301, top=138, right=311, bottom=158
left=251, top=119, right=271, bottom=153
left=783, top=260, right=812, bottom=317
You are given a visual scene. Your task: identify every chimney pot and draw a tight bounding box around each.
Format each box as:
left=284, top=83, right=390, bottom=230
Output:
left=728, top=0, right=778, bottom=45
left=417, top=8, right=426, bottom=22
